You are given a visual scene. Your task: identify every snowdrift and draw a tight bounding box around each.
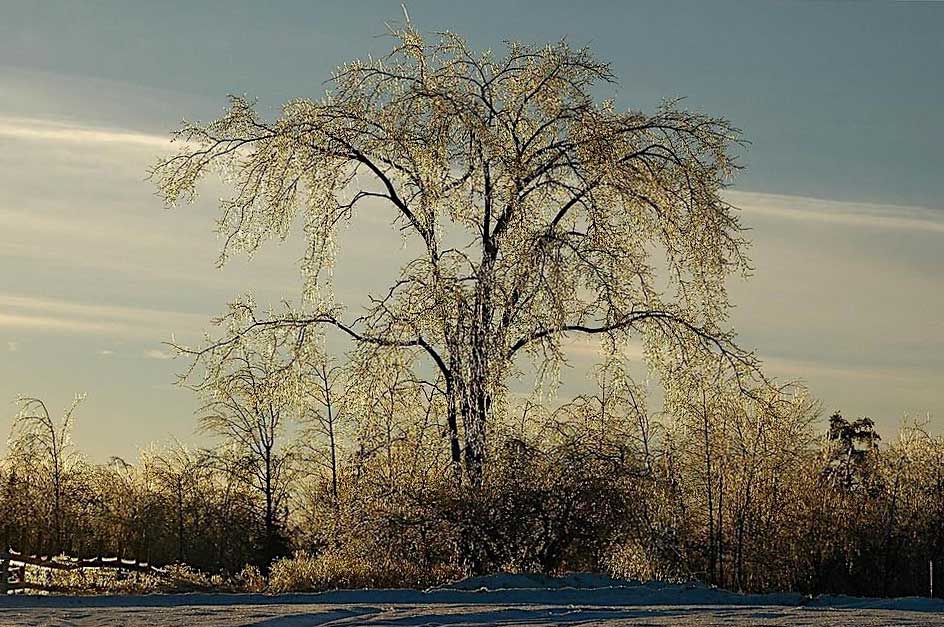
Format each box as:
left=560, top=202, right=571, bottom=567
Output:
left=2, top=573, right=943, bottom=614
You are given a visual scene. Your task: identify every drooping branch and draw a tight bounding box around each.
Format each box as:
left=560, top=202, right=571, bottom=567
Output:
left=507, top=309, right=758, bottom=379
left=171, top=303, right=452, bottom=387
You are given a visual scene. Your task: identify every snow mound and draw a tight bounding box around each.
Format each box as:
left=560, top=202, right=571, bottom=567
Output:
left=436, top=573, right=944, bottom=612
left=810, top=594, right=944, bottom=613
left=3, top=573, right=944, bottom=616
left=440, top=572, right=627, bottom=590
left=435, top=573, right=805, bottom=607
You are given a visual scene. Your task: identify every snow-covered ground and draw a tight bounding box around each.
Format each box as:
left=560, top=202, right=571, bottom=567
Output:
left=2, top=574, right=943, bottom=626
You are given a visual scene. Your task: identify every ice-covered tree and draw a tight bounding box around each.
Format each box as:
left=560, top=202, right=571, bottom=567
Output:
left=10, top=394, right=85, bottom=553
left=153, top=21, right=754, bottom=485
left=191, top=333, right=298, bottom=568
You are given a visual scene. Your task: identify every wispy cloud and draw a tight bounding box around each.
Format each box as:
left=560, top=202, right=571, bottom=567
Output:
left=760, top=355, right=915, bottom=384
left=559, top=336, right=646, bottom=361
left=0, top=312, right=115, bottom=334
left=0, top=293, right=208, bottom=338
left=144, top=349, right=174, bottom=360
left=0, top=209, right=299, bottom=294
left=97, top=349, right=116, bottom=356
left=6, top=341, right=18, bottom=352
left=564, top=337, right=916, bottom=387
left=0, top=207, right=181, bottom=249
left=0, top=116, right=174, bottom=149
left=728, top=190, right=944, bottom=234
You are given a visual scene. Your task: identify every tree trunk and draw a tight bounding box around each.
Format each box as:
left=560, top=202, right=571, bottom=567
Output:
left=460, top=379, right=489, bottom=487
left=53, top=471, right=62, bottom=555
left=445, top=382, right=463, bottom=482
left=177, top=483, right=185, bottom=564
left=446, top=353, right=492, bottom=487
left=327, top=415, right=339, bottom=511
left=263, top=446, right=275, bottom=569
left=717, top=472, right=725, bottom=588
left=455, top=273, right=496, bottom=488
left=702, top=405, right=716, bottom=586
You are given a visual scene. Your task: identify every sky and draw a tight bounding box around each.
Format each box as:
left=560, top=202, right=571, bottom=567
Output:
left=1, top=1, right=942, bottom=460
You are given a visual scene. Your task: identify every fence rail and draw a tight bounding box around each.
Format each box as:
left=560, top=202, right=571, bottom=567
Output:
left=1, top=550, right=167, bottom=594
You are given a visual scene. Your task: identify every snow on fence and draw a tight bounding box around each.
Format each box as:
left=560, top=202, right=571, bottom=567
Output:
left=1, top=549, right=167, bottom=594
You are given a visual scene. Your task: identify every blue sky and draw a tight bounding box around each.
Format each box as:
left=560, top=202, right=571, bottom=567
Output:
left=1, top=1, right=942, bottom=459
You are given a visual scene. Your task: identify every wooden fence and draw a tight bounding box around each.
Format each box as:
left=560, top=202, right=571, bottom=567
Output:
left=1, top=549, right=167, bottom=594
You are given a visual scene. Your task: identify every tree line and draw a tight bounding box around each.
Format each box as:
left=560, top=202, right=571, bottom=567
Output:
left=7, top=20, right=937, bottom=598
left=6, top=360, right=943, bottom=597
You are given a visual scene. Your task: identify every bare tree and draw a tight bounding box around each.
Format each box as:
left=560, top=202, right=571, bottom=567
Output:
left=192, top=334, right=298, bottom=568
left=552, top=358, right=656, bottom=469
left=145, top=442, right=209, bottom=564
left=153, top=22, right=754, bottom=485
left=10, top=394, right=85, bottom=553
left=298, top=354, right=350, bottom=512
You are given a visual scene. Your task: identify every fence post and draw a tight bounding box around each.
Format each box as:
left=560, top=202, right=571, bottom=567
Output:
left=1, top=552, right=9, bottom=595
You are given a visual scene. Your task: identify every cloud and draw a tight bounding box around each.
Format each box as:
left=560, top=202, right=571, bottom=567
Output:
left=0, top=312, right=115, bottom=334
left=558, top=336, right=646, bottom=361
left=760, top=355, right=915, bottom=384
left=0, top=208, right=299, bottom=295
left=0, top=207, right=182, bottom=250
left=6, top=341, right=18, bottom=352
left=727, top=190, right=944, bottom=234
left=144, top=349, right=174, bottom=360
left=0, top=293, right=208, bottom=338
left=97, top=349, right=116, bottom=356
left=2, top=111, right=943, bottom=443
left=0, top=116, right=174, bottom=149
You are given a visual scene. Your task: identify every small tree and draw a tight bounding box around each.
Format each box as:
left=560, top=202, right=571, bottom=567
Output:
left=191, top=334, right=298, bottom=569
left=10, top=394, right=85, bottom=554
left=146, top=442, right=209, bottom=564
left=553, top=358, right=655, bottom=469
left=826, top=411, right=882, bottom=493
left=299, top=356, right=349, bottom=512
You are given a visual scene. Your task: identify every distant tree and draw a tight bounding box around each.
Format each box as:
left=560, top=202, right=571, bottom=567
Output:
left=552, top=359, right=655, bottom=469
left=153, top=20, right=755, bottom=485
left=191, top=334, right=298, bottom=569
left=825, top=411, right=881, bottom=493
left=10, top=394, right=85, bottom=553
left=298, top=357, right=349, bottom=512
left=94, top=456, right=163, bottom=561
left=146, top=442, right=210, bottom=564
